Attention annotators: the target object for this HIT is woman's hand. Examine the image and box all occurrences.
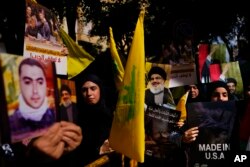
[60,121,83,152]
[176,121,185,128]
[31,121,82,159]
[182,126,199,143]
[32,122,65,159]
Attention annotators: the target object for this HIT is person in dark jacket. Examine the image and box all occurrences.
[76,74,120,166]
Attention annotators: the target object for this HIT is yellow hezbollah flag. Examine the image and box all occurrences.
[109,10,145,163]
[176,90,189,122]
[59,28,95,79]
[109,27,125,91]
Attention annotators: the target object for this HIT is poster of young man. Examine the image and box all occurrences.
[0,53,58,143]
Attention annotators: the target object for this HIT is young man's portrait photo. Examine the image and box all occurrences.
[1,55,57,143]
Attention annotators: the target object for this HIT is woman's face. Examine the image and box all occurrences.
[211,87,229,102]
[189,85,199,99]
[81,81,101,105]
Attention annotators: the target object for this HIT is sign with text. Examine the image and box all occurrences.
[145,62,197,88]
[187,101,237,166]
[24,0,67,75]
[144,104,181,157]
[146,105,180,126]
[168,63,197,88]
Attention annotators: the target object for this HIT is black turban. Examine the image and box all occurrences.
[148,66,167,80]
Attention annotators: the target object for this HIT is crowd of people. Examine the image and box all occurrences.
[0,50,130,167]
[1,54,250,167]
[0,3,249,167]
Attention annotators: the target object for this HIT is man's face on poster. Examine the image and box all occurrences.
[149,74,165,93]
[61,90,72,107]
[20,64,47,109]
[227,82,236,94]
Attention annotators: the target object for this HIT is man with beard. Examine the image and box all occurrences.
[145,66,175,108]
[59,84,79,123]
[141,66,195,167]
[226,77,241,101]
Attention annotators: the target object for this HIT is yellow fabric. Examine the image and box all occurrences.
[130,159,138,167]
[58,28,95,79]
[109,27,125,91]
[176,90,189,122]
[109,10,145,163]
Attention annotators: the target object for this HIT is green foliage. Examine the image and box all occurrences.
[37,0,249,62]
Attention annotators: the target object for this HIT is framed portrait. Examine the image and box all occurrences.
[0,53,58,143]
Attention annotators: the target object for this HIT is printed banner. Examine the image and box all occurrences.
[24,0,67,75]
[0,53,58,143]
[146,62,197,88]
[187,101,237,166]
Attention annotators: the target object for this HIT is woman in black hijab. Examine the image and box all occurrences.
[76,74,114,166]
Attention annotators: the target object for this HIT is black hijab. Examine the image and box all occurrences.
[207,81,232,101]
[78,74,112,124]
[76,74,113,165]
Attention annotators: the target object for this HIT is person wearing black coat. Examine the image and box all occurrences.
[75,74,121,166]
